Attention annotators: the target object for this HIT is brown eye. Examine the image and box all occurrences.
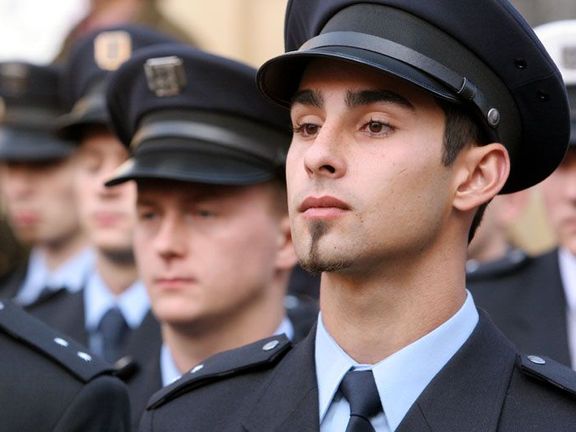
[368,121,385,133]
[293,123,320,137]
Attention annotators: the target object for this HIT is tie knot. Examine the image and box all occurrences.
[339,369,383,419]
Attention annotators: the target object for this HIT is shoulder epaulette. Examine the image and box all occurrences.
[148,334,293,409]
[0,299,113,382]
[518,354,576,396]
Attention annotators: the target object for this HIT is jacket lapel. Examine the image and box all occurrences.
[397,312,517,432]
[241,327,320,432]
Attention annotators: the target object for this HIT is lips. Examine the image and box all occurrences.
[298,196,350,220]
[298,196,350,212]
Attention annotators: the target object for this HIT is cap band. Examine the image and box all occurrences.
[130,111,288,165]
[301,31,495,130]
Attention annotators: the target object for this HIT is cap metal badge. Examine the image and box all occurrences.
[144,56,186,97]
[94,31,133,71]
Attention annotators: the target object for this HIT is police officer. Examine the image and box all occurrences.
[103,43,317,428]
[140,2,576,431]
[470,20,576,369]
[27,26,174,369]
[0,299,130,431]
[0,62,93,304]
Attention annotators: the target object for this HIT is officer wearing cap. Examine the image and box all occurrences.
[0,62,94,305]
[140,2,576,431]
[104,43,317,428]
[0,299,130,431]
[27,26,174,373]
[470,20,576,370]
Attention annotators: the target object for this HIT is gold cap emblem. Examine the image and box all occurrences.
[144,56,186,97]
[94,31,133,71]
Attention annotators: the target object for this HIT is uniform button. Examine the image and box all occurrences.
[190,364,204,373]
[77,352,92,362]
[262,340,279,351]
[527,355,546,365]
[54,337,69,347]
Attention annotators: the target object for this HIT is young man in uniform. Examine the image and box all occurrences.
[27,26,174,368]
[140,1,576,431]
[0,299,129,431]
[470,20,576,369]
[0,62,93,304]
[104,43,316,426]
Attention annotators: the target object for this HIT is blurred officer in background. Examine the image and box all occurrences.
[466,191,530,280]
[104,43,317,427]
[27,26,175,372]
[470,20,576,369]
[141,1,576,431]
[0,62,93,304]
[0,299,130,431]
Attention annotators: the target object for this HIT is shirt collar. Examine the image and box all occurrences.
[274,315,294,340]
[558,247,576,311]
[84,271,150,331]
[160,343,182,387]
[16,247,95,305]
[315,291,479,430]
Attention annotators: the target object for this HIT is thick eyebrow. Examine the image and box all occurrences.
[291,89,324,108]
[345,90,415,111]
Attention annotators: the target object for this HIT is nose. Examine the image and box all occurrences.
[153,213,187,261]
[302,123,346,179]
[1,166,35,200]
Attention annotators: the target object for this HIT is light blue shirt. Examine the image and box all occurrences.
[160,315,295,386]
[84,271,150,356]
[16,247,95,305]
[316,291,479,432]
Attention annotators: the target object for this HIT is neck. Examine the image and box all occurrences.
[162,278,288,374]
[320,238,467,365]
[40,230,87,271]
[95,249,138,296]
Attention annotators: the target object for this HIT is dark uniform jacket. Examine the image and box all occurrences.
[0,299,130,431]
[468,248,571,367]
[128,300,318,430]
[139,312,576,432]
[0,260,27,299]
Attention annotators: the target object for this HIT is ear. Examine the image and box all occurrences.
[453,143,510,212]
[275,214,298,270]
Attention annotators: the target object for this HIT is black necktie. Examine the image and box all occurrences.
[339,369,383,432]
[98,307,129,363]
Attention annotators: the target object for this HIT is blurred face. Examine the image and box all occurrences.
[0,158,81,246]
[541,149,576,255]
[287,60,453,275]
[74,128,136,254]
[135,179,292,328]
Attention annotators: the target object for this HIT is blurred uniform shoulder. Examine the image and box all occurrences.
[0,299,115,382]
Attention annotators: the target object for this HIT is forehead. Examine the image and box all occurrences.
[295,58,439,108]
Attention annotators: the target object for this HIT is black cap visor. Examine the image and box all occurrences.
[105,139,280,187]
[0,127,73,161]
[259,43,461,109]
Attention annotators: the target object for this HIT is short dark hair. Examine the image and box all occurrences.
[436,100,491,243]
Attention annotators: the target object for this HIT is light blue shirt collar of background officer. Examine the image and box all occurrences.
[16,247,95,305]
[160,315,296,386]
[316,291,479,432]
[84,270,150,354]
